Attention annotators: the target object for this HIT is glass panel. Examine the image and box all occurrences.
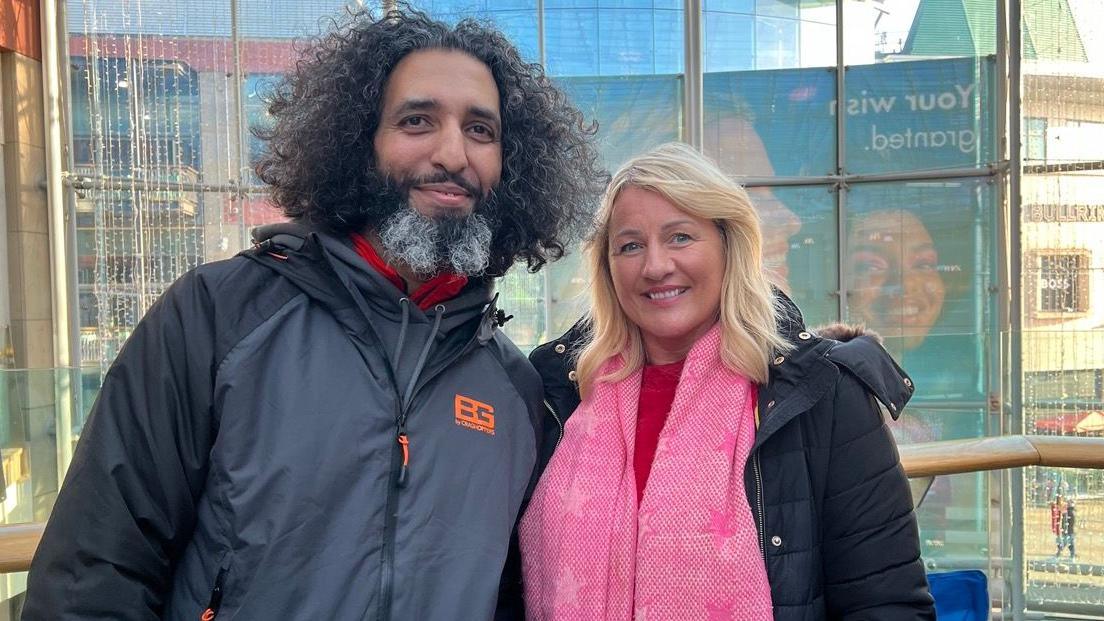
[845,180,994,405]
[843,0,995,64]
[498,271,549,353]
[895,404,991,570]
[1020,1,1104,613]
[914,467,991,569]
[1024,466,1104,611]
[704,67,836,177]
[704,10,755,72]
[545,5,683,76]
[843,56,997,175]
[751,186,838,327]
[558,74,682,171]
[840,0,998,175]
[422,1,540,63]
[705,0,833,72]
[545,253,590,341]
[545,73,683,341]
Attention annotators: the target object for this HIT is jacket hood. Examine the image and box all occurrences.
[811,323,882,344]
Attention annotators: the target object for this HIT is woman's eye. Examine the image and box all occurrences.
[911,251,939,272]
[400,116,427,128]
[854,261,887,276]
[671,232,692,244]
[616,241,643,254]
[850,251,888,276]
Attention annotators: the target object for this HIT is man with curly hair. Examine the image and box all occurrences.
[25,8,604,620]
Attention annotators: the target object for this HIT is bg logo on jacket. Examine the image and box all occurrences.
[455,394,495,436]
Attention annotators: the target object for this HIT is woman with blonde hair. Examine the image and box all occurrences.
[520,143,933,620]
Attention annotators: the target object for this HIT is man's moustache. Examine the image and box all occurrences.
[396,172,482,199]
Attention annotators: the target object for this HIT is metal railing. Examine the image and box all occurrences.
[1,434,1102,581]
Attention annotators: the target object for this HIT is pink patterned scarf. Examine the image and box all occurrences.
[519,325,774,620]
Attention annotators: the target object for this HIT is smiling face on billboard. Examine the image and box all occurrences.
[847,209,946,350]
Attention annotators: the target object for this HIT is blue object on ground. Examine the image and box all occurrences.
[928,570,989,620]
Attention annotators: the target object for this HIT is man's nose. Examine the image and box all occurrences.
[430,123,469,174]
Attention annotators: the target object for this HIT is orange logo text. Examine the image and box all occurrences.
[455,394,495,436]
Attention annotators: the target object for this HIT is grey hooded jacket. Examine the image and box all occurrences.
[24,223,543,621]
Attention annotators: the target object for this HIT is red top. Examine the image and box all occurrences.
[635,359,684,502]
[349,233,468,310]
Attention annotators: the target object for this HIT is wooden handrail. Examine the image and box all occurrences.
[0,523,44,574]
[897,434,1104,478]
[0,435,1101,575]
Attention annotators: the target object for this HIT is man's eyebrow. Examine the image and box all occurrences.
[390,98,439,116]
[469,105,501,126]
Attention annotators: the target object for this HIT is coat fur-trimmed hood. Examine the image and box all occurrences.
[812,323,882,344]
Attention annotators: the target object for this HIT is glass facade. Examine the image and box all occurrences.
[0,0,1101,616]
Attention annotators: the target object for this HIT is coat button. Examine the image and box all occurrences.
[798,331,811,340]
[773,356,785,365]
[568,370,577,382]
[889,402,897,411]
[903,377,913,389]
[767,400,775,409]
[554,343,566,354]
[771,535,782,547]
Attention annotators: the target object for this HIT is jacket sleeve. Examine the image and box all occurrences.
[821,372,935,620]
[23,270,219,620]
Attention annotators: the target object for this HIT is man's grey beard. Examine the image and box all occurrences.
[378,205,493,278]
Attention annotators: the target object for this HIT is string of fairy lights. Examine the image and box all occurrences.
[74,0,250,372]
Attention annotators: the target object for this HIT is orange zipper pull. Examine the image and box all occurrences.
[397,432,410,487]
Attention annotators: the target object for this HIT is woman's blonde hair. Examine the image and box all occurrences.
[575,142,791,396]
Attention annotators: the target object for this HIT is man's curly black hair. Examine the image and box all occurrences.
[253,6,607,275]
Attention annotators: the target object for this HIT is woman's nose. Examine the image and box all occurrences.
[641,246,674,280]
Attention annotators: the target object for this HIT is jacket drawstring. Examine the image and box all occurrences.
[394,297,411,365]
[402,304,444,410]
[396,303,445,487]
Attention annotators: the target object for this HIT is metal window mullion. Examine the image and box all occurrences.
[1006,0,1026,616]
[231,0,248,248]
[834,0,847,322]
[61,175,268,195]
[683,0,702,149]
[41,0,77,478]
[538,0,550,345]
[836,181,847,322]
[992,0,1016,618]
[537,0,545,66]
[736,164,1005,188]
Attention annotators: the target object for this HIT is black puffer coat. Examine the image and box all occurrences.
[527,299,935,620]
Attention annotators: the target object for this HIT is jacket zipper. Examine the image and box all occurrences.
[312,243,496,621]
[377,313,493,621]
[543,399,564,447]
[377,426,402,621]
[753,450,766,558]
[200,564,228,620]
